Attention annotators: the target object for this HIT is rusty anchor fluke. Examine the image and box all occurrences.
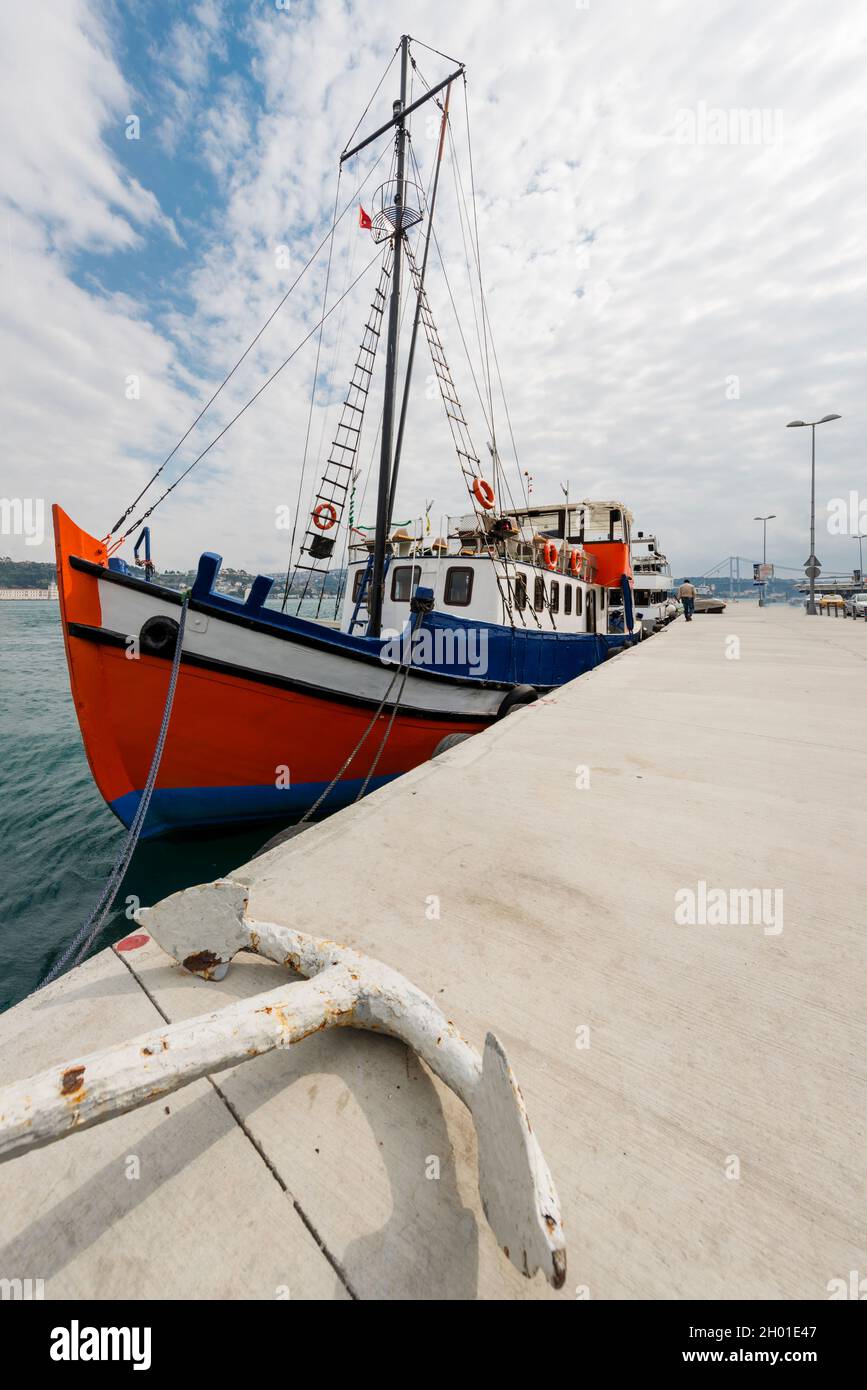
[0,878,566,1289]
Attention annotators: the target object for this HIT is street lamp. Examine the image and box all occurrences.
[786,414,842,615]
[858,531,866,588]
[753,514,776,606]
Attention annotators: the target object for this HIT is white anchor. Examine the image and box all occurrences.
[0,879,566,1289]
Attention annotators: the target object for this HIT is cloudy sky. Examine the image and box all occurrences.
[1,0,865,579]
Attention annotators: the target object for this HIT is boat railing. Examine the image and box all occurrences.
[348,533,601,581]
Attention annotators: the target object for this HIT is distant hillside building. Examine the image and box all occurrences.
[0,583,59,600]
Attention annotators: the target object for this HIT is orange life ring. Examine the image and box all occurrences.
[473,478,496,511]
[543,540,559,570]
[312,503,337,531]
[569,549,580,578]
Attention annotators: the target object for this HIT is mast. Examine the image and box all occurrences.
[367,35,409,638]
[339,39,464,635]
[388,82,452,530]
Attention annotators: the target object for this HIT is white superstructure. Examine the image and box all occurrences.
[630,532,676,634]
[342,500,641,639]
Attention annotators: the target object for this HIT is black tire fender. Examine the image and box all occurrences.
[139,614,180,657]
[431,732,474,759]
[496,684,539,720]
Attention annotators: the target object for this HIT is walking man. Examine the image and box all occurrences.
[678,578,697,622]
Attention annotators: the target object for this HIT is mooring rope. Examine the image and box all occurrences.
[39,596,190,988]
[294,610,425,824]
[353,656,416,802]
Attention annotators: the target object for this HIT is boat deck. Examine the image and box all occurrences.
[1,605,864,1299]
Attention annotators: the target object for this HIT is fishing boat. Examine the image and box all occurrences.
[53,35,641,838]
[630,531,676,634]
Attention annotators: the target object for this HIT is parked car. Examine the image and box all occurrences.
[816,594,846,615]
[843,592,867,618]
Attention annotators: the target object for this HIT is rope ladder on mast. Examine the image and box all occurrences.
[292,246,394,584]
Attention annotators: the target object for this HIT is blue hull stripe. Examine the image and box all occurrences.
[111,775,395,839]
[91,551,637,688]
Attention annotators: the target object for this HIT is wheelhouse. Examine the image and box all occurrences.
[341,499,636,639]
[629,530,677,633]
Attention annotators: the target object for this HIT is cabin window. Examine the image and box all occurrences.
[575,587,583,617]
[352,569,366,602]
[391,565,421,602]
[599,588,606,610]
[534,576,545,612]
[564,585,572,616]
[514,571,527,611]
[444,566,474,607]
[515,509,561,536]
[567,509,585,544]
[550,581,559,614]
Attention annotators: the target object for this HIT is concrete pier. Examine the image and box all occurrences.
[1,605,864,1300]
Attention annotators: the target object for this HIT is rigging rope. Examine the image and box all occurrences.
[109,250,384,552]
[281,58,438,622]
[282,166,344,611]
[410,62,527,510]
[408,143,492,439]
[292,181,430,621]
[342,42,401,153]
[39,596,190,987]
[404,139,541,628]
[288,137,400,617]
[312,167,362,622]
[290,610,423,823]
[447,119,490,441]
[453,81,534,532]
[408,65,538,559]
[352,621,422,802]
[106,143,391,550]
[462,76,497,465]
[406,36,464,68]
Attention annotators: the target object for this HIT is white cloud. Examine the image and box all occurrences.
[153,0,229,154]
[0,0,177,252]
[200,73,253,178]
[2,0,867,583]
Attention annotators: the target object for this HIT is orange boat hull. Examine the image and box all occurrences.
[52,506,488,835]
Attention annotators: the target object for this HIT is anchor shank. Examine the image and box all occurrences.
[0,968,355,1164]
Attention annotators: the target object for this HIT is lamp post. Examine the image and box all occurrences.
[858,531,866,587]
[754,514,776,606]
[786,415,842,615]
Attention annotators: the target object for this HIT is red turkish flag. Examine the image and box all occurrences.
[359,205,372,230]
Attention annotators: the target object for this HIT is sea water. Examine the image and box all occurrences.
[0,599,330,1011]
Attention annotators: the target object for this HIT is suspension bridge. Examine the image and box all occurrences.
[698,556,863,599]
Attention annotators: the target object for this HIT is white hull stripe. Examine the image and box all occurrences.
[86,577,506,720]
